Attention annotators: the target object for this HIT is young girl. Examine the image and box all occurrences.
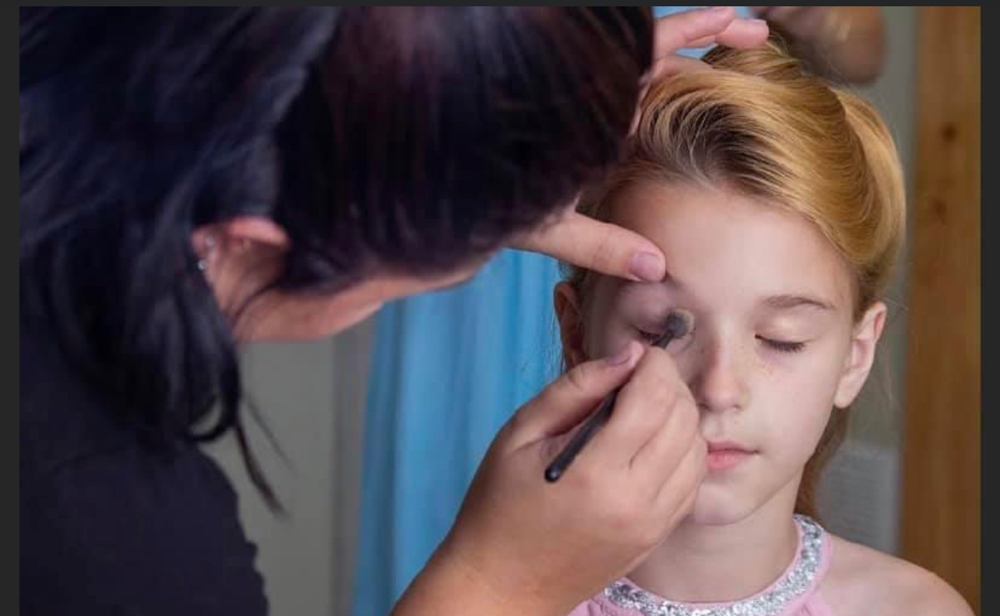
[554,40,973,616]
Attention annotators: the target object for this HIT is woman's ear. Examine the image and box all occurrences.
[190,216,291,267]
[554,281,588,369]
[833,301,888,408]
[211,216,291,251]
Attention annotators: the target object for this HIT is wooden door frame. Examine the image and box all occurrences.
[900,6,980,614]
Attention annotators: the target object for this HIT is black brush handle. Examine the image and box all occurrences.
[543,388,619,482]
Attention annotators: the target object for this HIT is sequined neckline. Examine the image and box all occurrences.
[604,514,825,616]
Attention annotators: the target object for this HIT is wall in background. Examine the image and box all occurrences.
[205,319,374,616]
[815,6,917,556]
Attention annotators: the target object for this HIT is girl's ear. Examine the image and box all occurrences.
[554,281,587,369]
[833,301,887,408]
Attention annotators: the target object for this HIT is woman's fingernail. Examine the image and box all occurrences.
[605,342,636,366]
[711,6,734,15]
[628,251,666,282]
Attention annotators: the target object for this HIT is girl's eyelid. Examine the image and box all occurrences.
[635,328,806,354]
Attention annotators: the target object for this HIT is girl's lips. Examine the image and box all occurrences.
[705,441,757,471]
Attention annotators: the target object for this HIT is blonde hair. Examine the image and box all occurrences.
[567,38,906,517]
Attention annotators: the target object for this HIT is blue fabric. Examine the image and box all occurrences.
[351,250,563,616]
[351,7,752,616]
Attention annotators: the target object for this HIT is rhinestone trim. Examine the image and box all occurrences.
[604,515,825,616]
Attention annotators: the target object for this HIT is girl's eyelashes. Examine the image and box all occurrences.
[638,331,806,353]
[635,323,694,347]
[637,329,662,344]
[758,336,806,353]
[631,311,808,354]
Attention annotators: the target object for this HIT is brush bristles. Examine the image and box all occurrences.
[659,310,693,347]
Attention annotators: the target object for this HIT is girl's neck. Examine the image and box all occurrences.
[627,487,801,604]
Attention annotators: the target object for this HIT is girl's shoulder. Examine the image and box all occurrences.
[821,533,973,616]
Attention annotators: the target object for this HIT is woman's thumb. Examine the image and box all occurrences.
[504,341,644,449]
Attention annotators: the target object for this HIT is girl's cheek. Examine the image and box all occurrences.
[584,318,629,360]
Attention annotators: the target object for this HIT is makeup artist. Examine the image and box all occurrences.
[20,8,767,616]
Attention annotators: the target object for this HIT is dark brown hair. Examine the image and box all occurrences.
[20,7,654,509]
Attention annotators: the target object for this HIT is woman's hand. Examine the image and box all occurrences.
[511,7,769,283]
[749,6,885,84]
[393,342,706,616]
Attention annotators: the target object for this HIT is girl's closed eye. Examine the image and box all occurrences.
[636,327,663,344]
[635,318,695,350]
[757,336,807,353]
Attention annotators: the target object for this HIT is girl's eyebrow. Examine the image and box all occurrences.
[761,294,835,312]
[619,274,685,296]
[615,284,836,315]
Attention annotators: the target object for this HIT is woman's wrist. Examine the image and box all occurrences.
[391,539,563,616]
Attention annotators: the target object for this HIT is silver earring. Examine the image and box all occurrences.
[197,236,216,274]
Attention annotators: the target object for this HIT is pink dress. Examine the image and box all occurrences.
[568,515,835,616]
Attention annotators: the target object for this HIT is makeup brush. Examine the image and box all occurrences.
[544,309,694,483]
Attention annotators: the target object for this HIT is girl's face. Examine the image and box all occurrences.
[556,181,886,525]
